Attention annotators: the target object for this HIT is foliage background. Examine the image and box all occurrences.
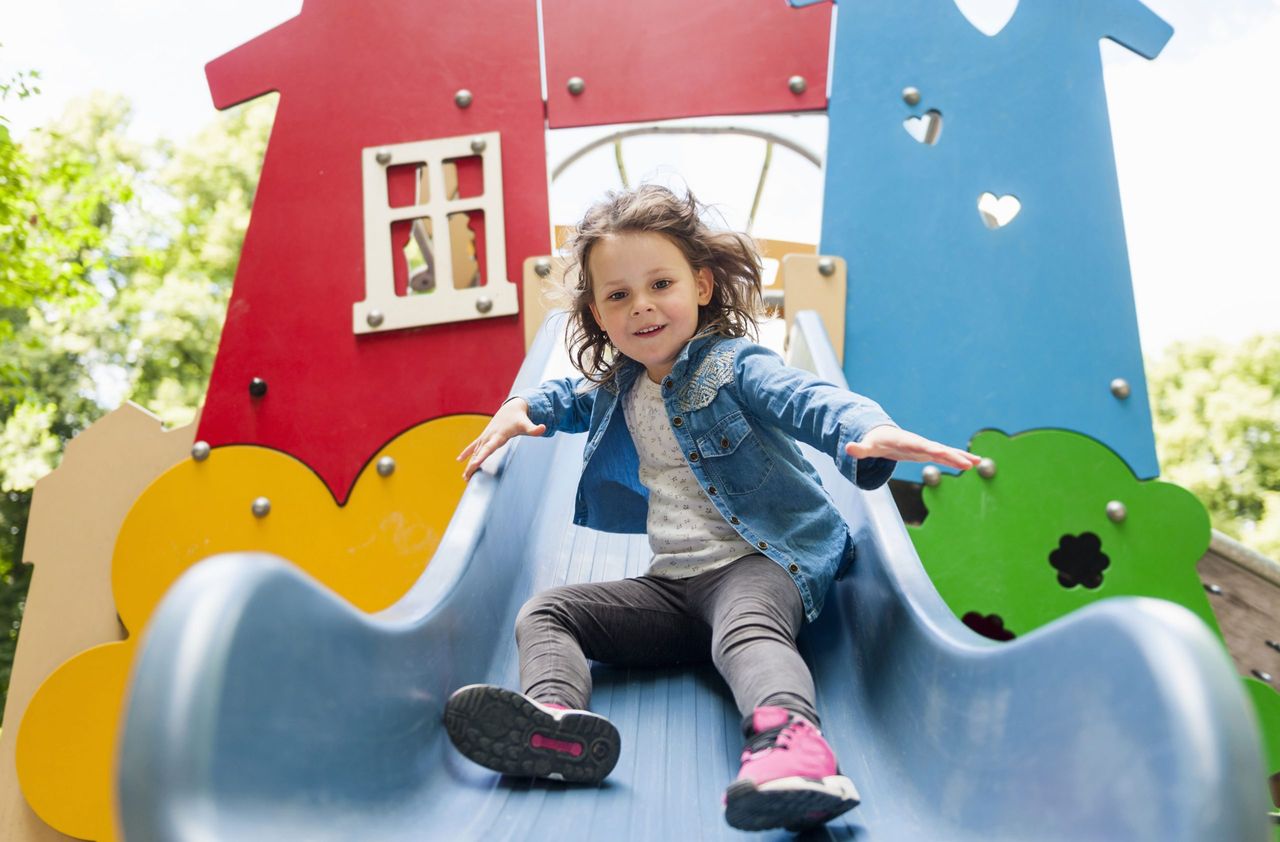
[0,75,1276,721]
[0,71,274,718]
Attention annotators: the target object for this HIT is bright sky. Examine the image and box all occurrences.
[2,0,1277,356]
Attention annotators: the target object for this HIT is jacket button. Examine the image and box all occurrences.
[672,416,683,427]
[730,516,740,524]
[689,451,699,462]
[757,541,768,550]
[789,563,799,574]
[707,486,717,495]
[720,437,730,449]
[663,378,672,390]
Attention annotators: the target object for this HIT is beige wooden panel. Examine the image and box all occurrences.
[755,237,816,269]
[522,256,568,351]
[780,254,846,364]
[0,404,194,842]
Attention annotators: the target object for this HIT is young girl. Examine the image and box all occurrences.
[444,185,979,832]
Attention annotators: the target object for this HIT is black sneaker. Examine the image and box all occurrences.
[443,684,621,784]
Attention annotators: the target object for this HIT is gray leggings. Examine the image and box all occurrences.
[514,554,819,724]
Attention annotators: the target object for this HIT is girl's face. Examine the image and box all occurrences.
[588,231,713,383]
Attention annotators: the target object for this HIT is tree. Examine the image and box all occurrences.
[1148,334,1280,558]
[0,85,274,718]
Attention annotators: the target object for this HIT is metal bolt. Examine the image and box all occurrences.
[376,456,396,477]
[534,258,552,277]
[902,86,922,106]
[374,149,392,165]
[1253,669,1274,683]
[567,76,586,96]
[470,137,487,154]
[191,441,211,462]
[1267,640,1280,653]
[366,310,385,328]
[817,257,836,277]
[1204,583,1223,595]
[922,465,942,487]
[249,377,268,398]
[788,75,808,95]
[454,89,473,108]
[252,497,271,518]
[1110,378,1131,400]
[476,296,494,314]
[1106,500,1127,523]
[977,458,997,479]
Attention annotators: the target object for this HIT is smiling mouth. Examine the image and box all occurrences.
[633,325,665,336]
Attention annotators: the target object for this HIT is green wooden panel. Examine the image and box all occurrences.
[910,428,1280,787]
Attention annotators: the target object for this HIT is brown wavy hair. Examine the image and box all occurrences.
[558,185,766,385]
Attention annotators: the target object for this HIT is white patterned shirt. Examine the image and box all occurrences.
[622,373,757,579]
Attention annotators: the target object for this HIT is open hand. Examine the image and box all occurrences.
[457,398,547,480]
[844,424,980,471]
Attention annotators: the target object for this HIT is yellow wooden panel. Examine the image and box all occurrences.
[15,414,488,841]
[0,404,192,842]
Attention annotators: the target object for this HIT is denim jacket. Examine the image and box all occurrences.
[516,334,897,621]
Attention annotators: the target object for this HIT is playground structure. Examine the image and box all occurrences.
[0,1,1278,839]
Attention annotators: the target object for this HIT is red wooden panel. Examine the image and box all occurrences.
[199,0,547,503]
[543,0,832,128]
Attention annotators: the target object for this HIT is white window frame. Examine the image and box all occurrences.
[353,131,517,334]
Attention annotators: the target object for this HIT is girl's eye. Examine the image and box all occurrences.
[607,290,627,301]
[653,279,672,289]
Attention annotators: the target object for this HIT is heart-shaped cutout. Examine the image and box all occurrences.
[903,110,943,145]
[978,192,1021,228]
[953,0,1019,36]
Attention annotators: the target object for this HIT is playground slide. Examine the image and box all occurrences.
[117,313,1269,841]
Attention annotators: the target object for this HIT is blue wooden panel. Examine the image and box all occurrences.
[814,0,1171,481]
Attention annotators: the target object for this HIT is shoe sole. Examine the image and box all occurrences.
[443,685,620,784]
[724,775,860,831]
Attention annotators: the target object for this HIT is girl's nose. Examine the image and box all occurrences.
[631,296,654,314]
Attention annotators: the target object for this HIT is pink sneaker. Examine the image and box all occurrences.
[723,706,860,831]
[443,684,620,784]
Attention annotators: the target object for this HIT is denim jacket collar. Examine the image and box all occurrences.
[604,333,723,397]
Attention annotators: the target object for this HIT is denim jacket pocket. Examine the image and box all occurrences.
[696,411,774,496]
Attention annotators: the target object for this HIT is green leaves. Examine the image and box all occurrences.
[1149,334,1280,558]
[0,84,274,719]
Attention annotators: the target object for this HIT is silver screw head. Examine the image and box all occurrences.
[376,456,396,477]
[567,76,585,95]
[1252,669,1273,683]
[788,75,808,95]
[252,496,271,518]
[902,86,922,106]
[454,89,473,108]
[470,137,487,154]
[817,257,836,277]
[191,441,211,462]
[374,149,392,165]
[1110,378,1131,399]
[475,296,494,314]
[366,309,385,328]
[977,458,997,479]
[922,465,942,487]
[1106,500,1127,523]
[1204,583,1223,595]
[534,258,552,277]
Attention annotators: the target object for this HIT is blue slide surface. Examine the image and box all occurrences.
[118,314,1270,841]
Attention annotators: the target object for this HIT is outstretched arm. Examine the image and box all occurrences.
[846,424,980,471]
[735,344,978,487]
[458,398,546,480]
[457,378,598,479]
